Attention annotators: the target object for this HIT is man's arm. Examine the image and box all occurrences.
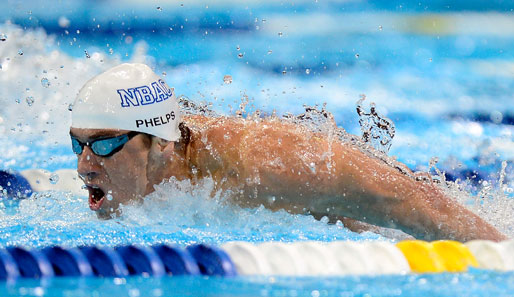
[188,116,506,242]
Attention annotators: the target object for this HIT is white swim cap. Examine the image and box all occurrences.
[71,63,181,141]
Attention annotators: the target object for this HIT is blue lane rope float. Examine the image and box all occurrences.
[152,245,200,275]
[41,247,93,277]
[115,246,166,277]
[6,247,54,278]
[186,244,237,277]
[79,246,129,277]
[0,170,32,200]
[0,249,19,280]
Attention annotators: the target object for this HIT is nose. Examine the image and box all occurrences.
[77,146,102,182]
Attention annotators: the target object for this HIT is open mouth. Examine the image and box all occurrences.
[87,185,105,211]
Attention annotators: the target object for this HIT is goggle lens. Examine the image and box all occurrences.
[90,134,129,157]
[70,133,136,158]
[71,137,83,155]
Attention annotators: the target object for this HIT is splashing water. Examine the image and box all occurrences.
[40,77,50,88]
[0,177,383,248]
[356,94,396,154]
[49,172,59,184]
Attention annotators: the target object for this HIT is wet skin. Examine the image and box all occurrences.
[70,127,190,218]
[71,116,507,241]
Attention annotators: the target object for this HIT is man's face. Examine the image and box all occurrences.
[69,128,152,218]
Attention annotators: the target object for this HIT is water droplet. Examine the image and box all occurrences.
[223,75,233,84]
[490,110,503,124]
[26,96,34,106]
[355,53,360,59]
[0,34,7,41]
[15,98,20,104]
[58,16,70,28]
[41,78,50,88]
[84,50,90,59]
[305,69,310,74]
[236,45,240,51]
[68,103,73,111]
[237,53,244,58]
[267,50,272,55]
[106,190,113,201]
[162,71,166,76]
[156,6,162,11]
[378,25,383,30]
[49,173,59,184]
[278,32,283,37]
[282,70,287,75]
[309,162,316,173]
[18,49,23,55]
[109,48,114,55]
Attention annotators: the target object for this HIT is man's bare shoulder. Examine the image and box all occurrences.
[183,115,308,137]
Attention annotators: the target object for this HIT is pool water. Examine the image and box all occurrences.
[0,1,513,296]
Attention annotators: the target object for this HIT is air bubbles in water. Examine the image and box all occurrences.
[223,75,233,84]
[0,34,6,41]
[109,48,114,55]
[237,53,244,58]
[378,25,383,31]
[156,6,162,11]
[84,50,90,59]
[236,45,240,51]
[355,53,360,59]
[49,173,59,184]
[26,96,35,106]
[18,49,23,56]
[278,32,283,37]
[267,50,272,55]
[68,103,73,111]
[305,69,310,74]
[41,78,50,88]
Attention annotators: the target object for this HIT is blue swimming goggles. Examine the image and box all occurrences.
[70,131,139,157]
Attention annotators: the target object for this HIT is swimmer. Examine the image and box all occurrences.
[69,63,506,242]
